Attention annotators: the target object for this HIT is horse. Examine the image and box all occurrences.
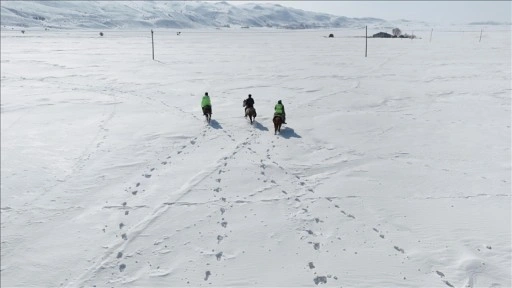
[202,106,212,124]
[273,114,283,135]
[245,107,256,124]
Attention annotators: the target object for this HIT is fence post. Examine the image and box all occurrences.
[365,26,367,57]
[479,29,483,42]
[151,29,155,60]
[430,28,433,42]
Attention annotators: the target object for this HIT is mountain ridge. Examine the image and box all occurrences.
[1,1,393,29]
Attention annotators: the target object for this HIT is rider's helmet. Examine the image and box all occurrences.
[278,100,282,104]
[248,94,252,98]
[205,92,208,96]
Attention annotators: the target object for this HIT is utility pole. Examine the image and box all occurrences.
[151,29,154,60]
[365,26,368,57]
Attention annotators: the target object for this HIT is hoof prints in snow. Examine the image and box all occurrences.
[394,246,405,253]
[116,252,123,259]
[313,276,327,285]
[204,271,211,281]
[308,262,315,269]
[373,227,385,239]
[119,264,126,272]
[215,251,223,261]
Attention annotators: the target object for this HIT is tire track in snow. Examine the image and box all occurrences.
[63,85,217,286]
[69,160,226,287]
[70,125,259,287]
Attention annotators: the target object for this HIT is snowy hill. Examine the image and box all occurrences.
[0,1,390,29]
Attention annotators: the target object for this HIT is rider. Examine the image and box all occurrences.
[274,100,286,124]
[201,92,212,115]
[243,94,255,117]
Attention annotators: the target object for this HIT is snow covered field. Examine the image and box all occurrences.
[1,28,511,287]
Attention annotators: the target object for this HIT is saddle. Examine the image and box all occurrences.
[245,107,256,117]
[202,105,212,115]
[273,113,286,123]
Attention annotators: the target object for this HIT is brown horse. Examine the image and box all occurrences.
[245,107,256,124]
[202,106,212,124]
[273,115,283,135]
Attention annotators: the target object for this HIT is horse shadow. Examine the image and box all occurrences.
[209,119,223,129]
[279,127,301,139]
[253,121,269,131]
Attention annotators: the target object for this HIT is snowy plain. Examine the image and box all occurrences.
[1,27,511,287]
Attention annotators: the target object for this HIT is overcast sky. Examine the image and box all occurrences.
[229,1,511,24]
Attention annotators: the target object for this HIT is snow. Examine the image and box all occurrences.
[1,27,511,287]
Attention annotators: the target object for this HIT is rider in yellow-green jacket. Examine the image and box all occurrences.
[274,100,286,124]
[201,92,212,115]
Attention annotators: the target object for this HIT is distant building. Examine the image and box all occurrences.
[372,32,392,38]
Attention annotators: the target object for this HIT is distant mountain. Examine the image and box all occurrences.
[468,21,512,26]
[0,1,389,29]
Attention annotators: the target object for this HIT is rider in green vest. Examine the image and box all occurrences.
[201,92,212,115]
[274,100,286,124]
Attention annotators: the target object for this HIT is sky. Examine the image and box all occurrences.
[230,1,512,24]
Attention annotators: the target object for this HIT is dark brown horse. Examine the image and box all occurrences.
[202,106,212,124]
[245,107,256,124]
[273,115,283,135]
